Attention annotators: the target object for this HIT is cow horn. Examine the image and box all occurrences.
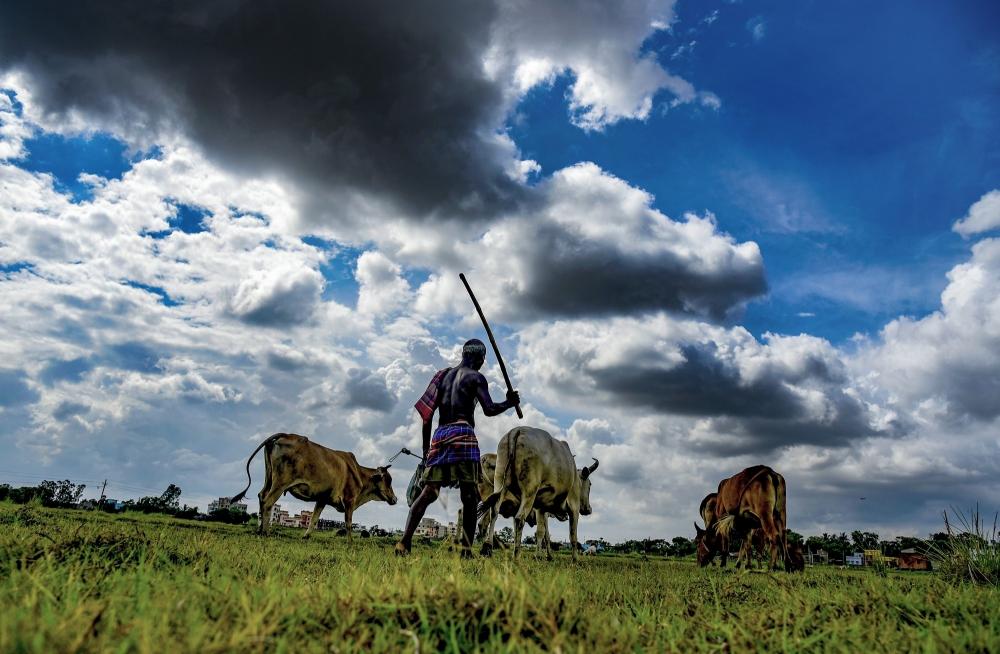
[588,458,599,474]
[581,457,599,479]
[384,464,391,470]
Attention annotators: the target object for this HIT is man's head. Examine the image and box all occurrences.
[462,338,487,370]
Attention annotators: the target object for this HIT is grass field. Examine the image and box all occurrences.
[1,502,998,653]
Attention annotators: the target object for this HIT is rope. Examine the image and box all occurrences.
[388,447,424,464]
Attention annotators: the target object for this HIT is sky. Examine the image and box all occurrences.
[0,0,998,543]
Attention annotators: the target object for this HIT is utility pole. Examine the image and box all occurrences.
[96,479,107,511]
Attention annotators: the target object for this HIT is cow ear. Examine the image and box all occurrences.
[383,464,392,470]
[695,522,705,537]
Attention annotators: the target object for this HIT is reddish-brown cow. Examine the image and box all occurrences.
[695,465,795,571]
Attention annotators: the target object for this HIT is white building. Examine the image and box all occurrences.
[208,496,248,513]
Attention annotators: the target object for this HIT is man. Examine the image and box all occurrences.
[395,338,520,557]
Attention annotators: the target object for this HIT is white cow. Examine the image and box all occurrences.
[479,426,599,560]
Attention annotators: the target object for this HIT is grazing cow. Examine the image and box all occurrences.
[231,433,397,539]
[478,426,599,561]
[694,465,794,571]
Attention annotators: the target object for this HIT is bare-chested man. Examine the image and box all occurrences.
[395,339,520,557]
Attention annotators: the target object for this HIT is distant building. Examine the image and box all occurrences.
[269,503,297,527]
[805,548,828,565]
[297,511,313,529]
[415,517,440,538]
[208,497,248,513]
[897,549,932,571]
[846,553,864,566]
[414,517,454,539]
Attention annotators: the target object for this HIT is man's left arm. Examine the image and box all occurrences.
[476,373,520,417]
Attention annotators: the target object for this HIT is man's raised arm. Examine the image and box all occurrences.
[476,373,520,417]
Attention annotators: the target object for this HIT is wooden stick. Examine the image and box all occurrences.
[459,273,523,419]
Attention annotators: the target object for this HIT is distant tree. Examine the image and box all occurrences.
[175,504,200,520]
[669,536,695,558]
[128,483,184,515]
[523,534,536,545]
[159,484,182,512]
[851,530,880,551]
[497,526,514,544]
[0,483,10,502]
[786,530,804,545]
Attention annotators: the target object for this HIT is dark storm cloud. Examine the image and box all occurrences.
[589,344,881,454]
[0,0,526,225]
[341,368,396,413]
[514,225,768,321]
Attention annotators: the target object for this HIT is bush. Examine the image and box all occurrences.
[928,505,999,586]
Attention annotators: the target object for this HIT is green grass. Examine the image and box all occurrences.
[1,503,998,653]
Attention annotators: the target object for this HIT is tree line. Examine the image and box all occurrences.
[0,480,249,525]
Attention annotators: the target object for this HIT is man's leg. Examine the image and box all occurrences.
[459,481,479,557]
[395,482,440,555]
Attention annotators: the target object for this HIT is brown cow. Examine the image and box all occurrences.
[231,433,397,539]
[694,465,792,571]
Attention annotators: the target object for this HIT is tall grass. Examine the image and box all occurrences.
[1,502,998,652]
[929,505,1000,587]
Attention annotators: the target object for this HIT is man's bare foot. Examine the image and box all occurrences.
[394,542,411,556]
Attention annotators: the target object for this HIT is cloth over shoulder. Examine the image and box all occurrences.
[413,367,450,422]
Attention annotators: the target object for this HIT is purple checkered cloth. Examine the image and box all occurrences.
[414,368,450,423]
[425,424,481,467]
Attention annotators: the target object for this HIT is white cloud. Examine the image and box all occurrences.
[953,189,1000,237]
[747,16,767,42]
[486,0,708,130]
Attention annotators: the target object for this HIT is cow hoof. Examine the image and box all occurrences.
[480,543,493,557]
[394,542,411,557]
[459,548,475,560]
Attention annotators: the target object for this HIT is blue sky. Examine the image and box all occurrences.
[1,0,999,541]
[510,0,999,342]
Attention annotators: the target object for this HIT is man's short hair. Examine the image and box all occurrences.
[462,339,487,357]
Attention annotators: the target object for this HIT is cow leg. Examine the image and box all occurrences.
[258,484,284,535]
[536,511,552,561]
[757,512,781,570]
[345,506,354,545]
[303,502,324,539]
[568,510,580,562]
[481,501,500,557]
[512,488,539,559]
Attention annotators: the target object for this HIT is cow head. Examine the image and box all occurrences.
[370,465,397,505]
[786,540,805,572]
[694,522,718,567]
[578,458,599,515]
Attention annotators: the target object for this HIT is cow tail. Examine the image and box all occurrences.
[230,433,283,503]
[773,470,789,565]
[478,429,520,519]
